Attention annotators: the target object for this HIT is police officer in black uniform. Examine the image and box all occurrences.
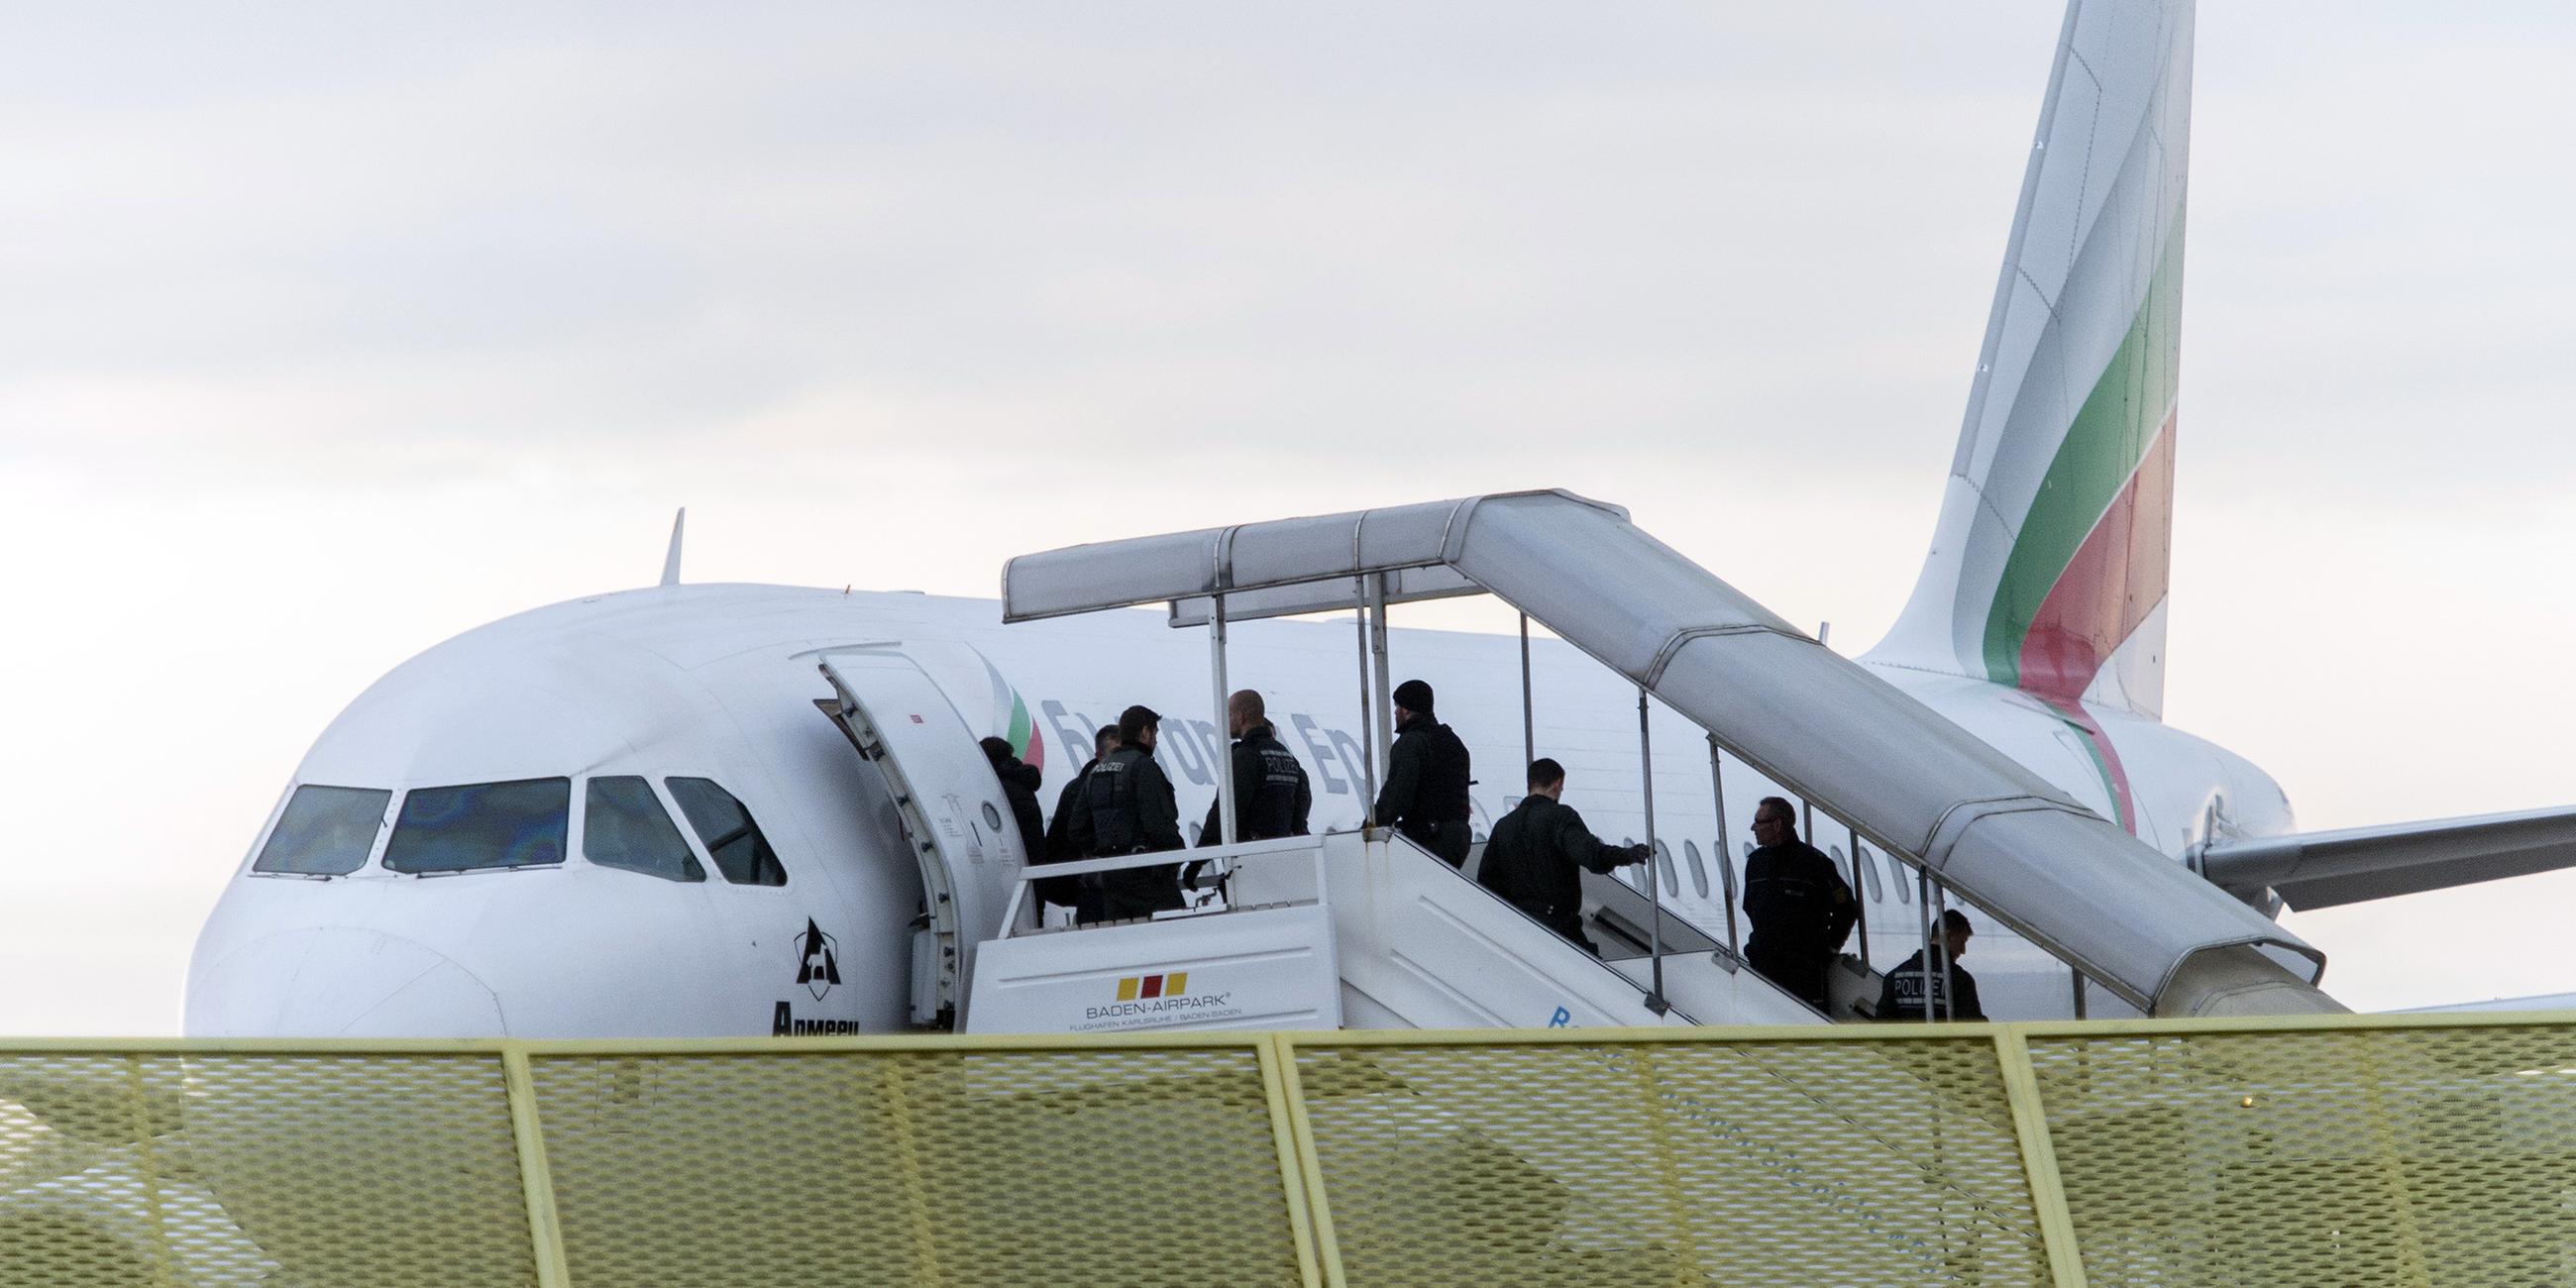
[1374,679,1472,866]
[1199,690,1312,844]
[1045,727,1118,859]
[1742,795,1857,1012]
[1877,909,1986,1021]
[1039,725,1119,918]
[1060,705,1186,923]
[1476,759,1649,954]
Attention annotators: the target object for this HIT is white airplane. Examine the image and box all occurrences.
[185,0,2576,1039]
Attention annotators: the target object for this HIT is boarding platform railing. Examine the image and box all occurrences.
[966,826,1824,1035]
[12,1011,2576,1287]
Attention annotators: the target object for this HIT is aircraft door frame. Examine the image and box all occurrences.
[814,650,1028,1029]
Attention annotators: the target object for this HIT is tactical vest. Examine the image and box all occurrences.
[1082,747,1147,855]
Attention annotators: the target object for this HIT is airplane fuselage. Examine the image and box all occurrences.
[185,582,2296,1036]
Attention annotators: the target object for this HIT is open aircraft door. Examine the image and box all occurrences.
[815,650,1028,1029]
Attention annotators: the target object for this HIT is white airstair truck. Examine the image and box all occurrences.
[933,490,2338,1034]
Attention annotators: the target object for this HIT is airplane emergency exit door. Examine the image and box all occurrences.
[815,650,1029,1028]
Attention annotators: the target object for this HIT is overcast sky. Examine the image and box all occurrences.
[6,3,2576,1033]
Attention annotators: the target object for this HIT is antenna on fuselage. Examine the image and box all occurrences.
[659,507,687,588]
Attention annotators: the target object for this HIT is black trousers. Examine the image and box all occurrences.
[1406,819,1473,868]
[1746,939,1832,1013]
[1076,863,1186,925]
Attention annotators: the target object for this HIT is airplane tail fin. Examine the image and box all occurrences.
[1865,0,2193,721]
[660,507,687,588]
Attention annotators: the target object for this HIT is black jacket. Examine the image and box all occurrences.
[1876,949,1985,1021]
[982,746,1046,864]
[1199,720,1313,845]
[1374,715,1471,861]
[1063,743,1185,911]
[1742,839,1857,953]
[1044,759,1100,865]
[1475,795,1646,945]
[1034,755,1104,912]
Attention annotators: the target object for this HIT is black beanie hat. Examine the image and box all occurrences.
[1392,679,1434,713]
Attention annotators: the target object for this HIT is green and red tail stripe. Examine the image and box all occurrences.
[1972,237,2183,833]
[1981,232,2183,701]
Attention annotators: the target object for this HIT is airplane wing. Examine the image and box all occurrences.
[2200,805,2576,910]
[2392,991,2576,1015]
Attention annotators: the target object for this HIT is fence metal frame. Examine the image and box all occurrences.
[11,1011,2576,1287]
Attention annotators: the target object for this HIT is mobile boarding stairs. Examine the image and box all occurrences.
[964,490,2340,1035]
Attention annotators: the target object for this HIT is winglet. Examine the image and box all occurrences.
[659,507,687,588]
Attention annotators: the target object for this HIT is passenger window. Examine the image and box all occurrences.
[384,778,571,874]
[1844,843,1882,902]
[585,777,704,883]
[254,785,391,876]
[666,778,787,886]
[1682,840,1710,900]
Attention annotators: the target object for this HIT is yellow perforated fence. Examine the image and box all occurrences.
[5,1016,2576,1286]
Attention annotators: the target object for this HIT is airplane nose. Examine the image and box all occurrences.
[187,928,504,1037]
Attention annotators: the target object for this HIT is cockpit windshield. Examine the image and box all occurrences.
[666,777,787,886]
[585,777,705,882]
[253,785,391,876]
[384,778,571,874]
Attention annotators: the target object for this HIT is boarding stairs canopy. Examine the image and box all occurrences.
[1001,489,2336,1017]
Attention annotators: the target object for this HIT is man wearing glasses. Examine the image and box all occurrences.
[1742,796,1857,1013]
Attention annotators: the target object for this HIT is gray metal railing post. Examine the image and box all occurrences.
[1706,735,1740,956]
[1351,578,1377,822]
[1847,822,1870,969]
[1639,687,1666,1014]
[1519,612,1535,774]
[1209,593,1235,848]
[1366,574,1393,795]
[1916,867,1938,1021]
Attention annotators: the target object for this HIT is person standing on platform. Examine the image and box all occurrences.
[1045,726,1119,859]
[1476,758,1650,954]
[1038,725,1119,918]
[1061,705,1185,922]
[1374,679,1473,866]
[980,735,1052,923]
[1742,796,1856,1012]
[1199,690,1312,844]
[979,736,1046,862]
[1877,909,1986,1021]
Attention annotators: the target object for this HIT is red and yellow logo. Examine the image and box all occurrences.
[1115,973,1187,1001]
